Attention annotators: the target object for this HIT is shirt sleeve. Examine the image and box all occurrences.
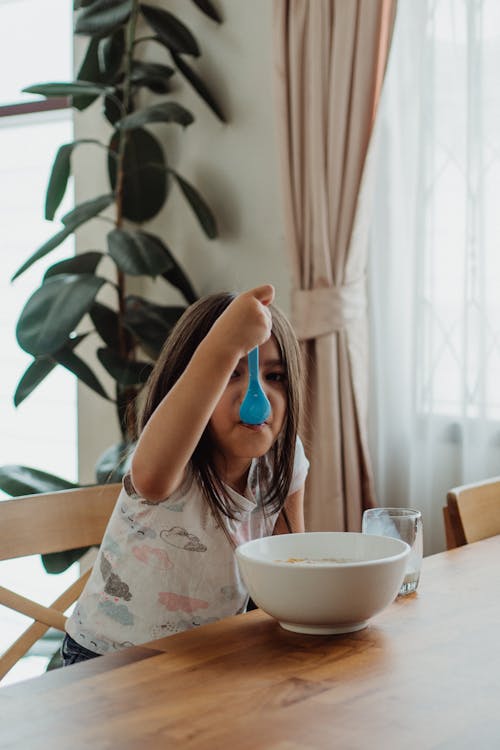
[288,435,310,495]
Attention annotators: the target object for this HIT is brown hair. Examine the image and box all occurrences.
[136,292,302,532]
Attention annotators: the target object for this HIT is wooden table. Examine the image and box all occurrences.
[2,537,500,749]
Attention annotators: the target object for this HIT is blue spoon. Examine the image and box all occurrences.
[239,347,271,425]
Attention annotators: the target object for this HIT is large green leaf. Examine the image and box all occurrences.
[74,40,108,109]
[77,37,101,82]
[13,334,88,406]
[23,81,111,98]
[45,140,103,220]
[16,274,107,356]
[95,440,133,483]
[124,295,186,356]
[107,231,197,302]
[171,170,217,238]
[74,33,124,109]
[90,302,121,351]
[61,193,114,227]
[97,347,153,386]
[55,348,110,399]
[13,357,57,407]
[11,225,74,281]
[162,262,198,304]
[44,251,103,281]
[98,28,125,78]
[43,548,90,575]
[190,0,222,23]
[130,61,174,94]
[45,144,73,220]
[75,0,133,37]
[107,228,174,277]
[117,102,193,131]
[171,51,225,122]
[74,0,98,8]
[108,128,167,222]
[12,194,114,280]
[140,4,200,56]
[0,466,76,496]
[103,88,124,125]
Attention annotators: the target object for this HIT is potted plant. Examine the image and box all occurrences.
[1,0,225,501]
[0,0,226,581]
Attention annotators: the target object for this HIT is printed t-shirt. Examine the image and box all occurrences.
[65,437,309,654]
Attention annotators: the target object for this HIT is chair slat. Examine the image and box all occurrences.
[0,586,67,630]
[0,568,92,681]
[0,484,120,560]
[0,484,119,682]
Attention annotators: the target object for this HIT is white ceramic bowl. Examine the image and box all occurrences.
[236,531,410,635]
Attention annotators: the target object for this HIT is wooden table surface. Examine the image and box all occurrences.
[2,537,500,749]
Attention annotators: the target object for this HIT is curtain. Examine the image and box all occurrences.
[274,0,397,532]
[369,0,500,555]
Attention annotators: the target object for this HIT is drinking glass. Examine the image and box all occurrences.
[362,507,423,595]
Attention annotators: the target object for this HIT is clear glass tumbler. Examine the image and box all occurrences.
[362,507,423,595]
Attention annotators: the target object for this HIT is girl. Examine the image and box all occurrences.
[62,284,309,664]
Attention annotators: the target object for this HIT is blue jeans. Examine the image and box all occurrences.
[61,634,100,666]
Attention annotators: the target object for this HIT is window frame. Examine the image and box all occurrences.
[0,98,69,118]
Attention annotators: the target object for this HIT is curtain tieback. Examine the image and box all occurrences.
[291,278,367,340]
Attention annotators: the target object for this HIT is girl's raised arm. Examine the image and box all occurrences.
[130,285,274,502]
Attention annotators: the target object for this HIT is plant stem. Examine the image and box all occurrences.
[115,0,140,232]
[114,0,141,440]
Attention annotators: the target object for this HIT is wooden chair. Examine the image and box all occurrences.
[443,476,500,550]
[0,483,121,682]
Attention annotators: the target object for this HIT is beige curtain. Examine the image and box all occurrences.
[274,0,397,531]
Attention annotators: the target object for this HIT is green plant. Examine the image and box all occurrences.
[0,0,225,499]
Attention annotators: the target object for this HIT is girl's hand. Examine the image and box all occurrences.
[208,284,275,359]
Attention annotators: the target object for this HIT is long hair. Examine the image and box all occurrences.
[136,292,302,534]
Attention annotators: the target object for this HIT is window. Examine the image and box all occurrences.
[368,0,500,556]
[0,0,76,685]
[0,0,72,109]
[417,0,500,421]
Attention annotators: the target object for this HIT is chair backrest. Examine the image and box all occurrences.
[444,476,500,549]
[0,483,121,682]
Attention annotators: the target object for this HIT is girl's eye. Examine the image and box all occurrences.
[265,371,287,383]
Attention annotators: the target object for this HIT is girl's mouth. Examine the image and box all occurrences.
[240,421,267,431]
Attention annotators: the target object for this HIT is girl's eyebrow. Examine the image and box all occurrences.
[261,358,284,367]
[235,356,283,368]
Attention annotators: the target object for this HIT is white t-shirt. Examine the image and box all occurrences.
[66,437,309,654]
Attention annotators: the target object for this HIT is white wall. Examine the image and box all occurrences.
[74,1,291,482]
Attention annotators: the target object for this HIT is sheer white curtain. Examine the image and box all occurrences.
[369,0,500,555]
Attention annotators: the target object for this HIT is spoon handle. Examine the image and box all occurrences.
[247,347,259,382]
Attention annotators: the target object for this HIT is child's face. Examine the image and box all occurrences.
[208,335,287,465]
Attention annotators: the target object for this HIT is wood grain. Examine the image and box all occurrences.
[1,537,500,749]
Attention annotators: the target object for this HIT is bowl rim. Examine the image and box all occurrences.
[235,531,410,568]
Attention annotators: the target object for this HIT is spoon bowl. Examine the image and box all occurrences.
[239,347,271,425]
